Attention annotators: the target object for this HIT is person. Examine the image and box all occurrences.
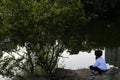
[89,50,107,75]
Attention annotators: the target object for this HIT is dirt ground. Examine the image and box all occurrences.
[52,68,91,80]
[23,67,120,80]
[52,67,120,80]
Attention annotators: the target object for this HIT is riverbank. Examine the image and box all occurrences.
[12,67,120,80]
[52,67,120,80]
[52,68,91,80]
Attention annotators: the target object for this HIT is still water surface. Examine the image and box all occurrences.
[0,50,112,79]
[58,50,112,70]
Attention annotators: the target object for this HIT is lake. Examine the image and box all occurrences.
[0,75,10,80]
[0,49,113,80]
[58,50,113,70]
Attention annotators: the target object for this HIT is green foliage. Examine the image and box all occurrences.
[36,40,65,76]
[1,0,120,53]
[1,0,120,78]
[0,0,85,75]
[0,0,87,52]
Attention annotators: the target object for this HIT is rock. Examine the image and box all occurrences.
[41,67,120,80]
[87,67,120,80]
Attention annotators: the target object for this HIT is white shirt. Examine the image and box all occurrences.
[92,57,107,71]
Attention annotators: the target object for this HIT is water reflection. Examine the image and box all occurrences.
[0,49,113,80]
[0,75,10,80]
[59,50,112,70]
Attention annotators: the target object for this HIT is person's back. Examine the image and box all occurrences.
[89,50,107,75]
[93,56,107,71]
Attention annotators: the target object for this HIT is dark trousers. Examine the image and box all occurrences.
[89,66,105,73]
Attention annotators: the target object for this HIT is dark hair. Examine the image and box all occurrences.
[95,50,102,57]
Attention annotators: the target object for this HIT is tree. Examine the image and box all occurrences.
[0,0,86,78]
[81,0,120,48]
[1,0,120,78]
